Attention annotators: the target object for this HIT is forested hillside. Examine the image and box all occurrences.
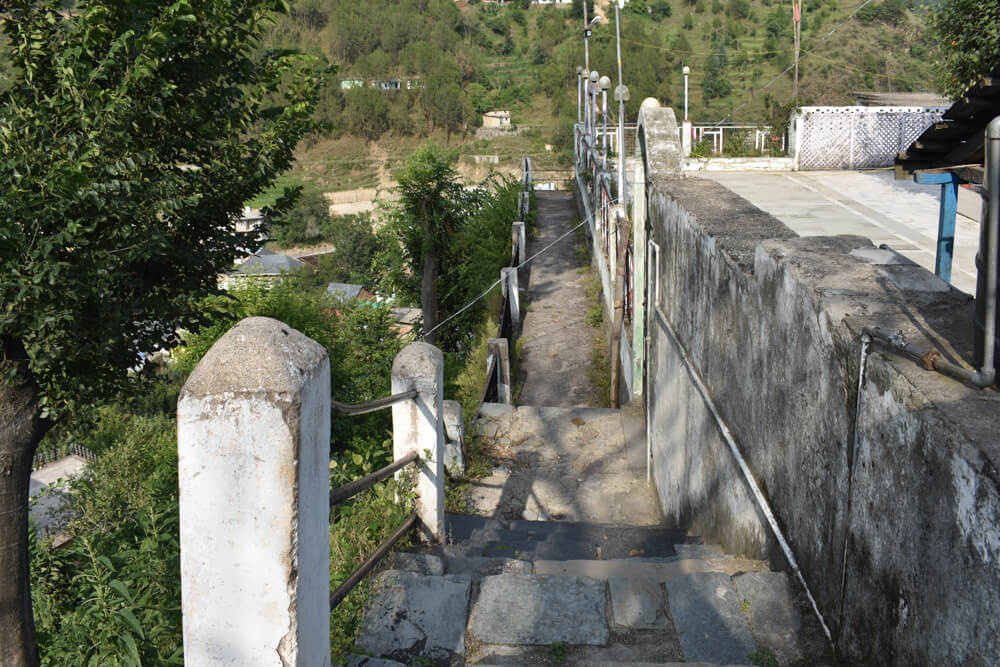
[234,0,940,191]
[1,1,938,188]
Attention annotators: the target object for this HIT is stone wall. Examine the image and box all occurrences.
[644,172,1000,663]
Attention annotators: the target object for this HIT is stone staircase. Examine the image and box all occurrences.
[347,405,830,666]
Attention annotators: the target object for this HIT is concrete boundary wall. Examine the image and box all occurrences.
[645,170,1000,663]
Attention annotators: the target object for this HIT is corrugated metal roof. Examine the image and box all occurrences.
[235,250,304,275]
[895,69,1000,182]
[326,282,364,300]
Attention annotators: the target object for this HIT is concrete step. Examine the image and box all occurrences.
[354,560,814,666]
[439,513,696,560]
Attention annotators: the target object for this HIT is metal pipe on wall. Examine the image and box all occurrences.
[973,116,1000,386]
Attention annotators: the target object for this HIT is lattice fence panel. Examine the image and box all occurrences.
[798,108,943,170]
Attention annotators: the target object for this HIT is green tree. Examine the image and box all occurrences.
[703,42,732,101]
[650,0,673,19]
[0,2,324,663]
[570,0,597,20]
[727,0,751,19]
[385,143,469,345]
[344,85,390,141]
[930,0,1000,98]
[270,188,331,247]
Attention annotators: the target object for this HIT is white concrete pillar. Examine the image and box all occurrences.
[501,266,521,333]
[487,338,512,405]
[681,120,693,157]
[442,400,466,477]
[391,342,445,542]
[512,221,526,267]
[177,316,331,667]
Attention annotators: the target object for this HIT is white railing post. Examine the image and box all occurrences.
[442,399,466,477]
[501,266,521,333]
[391,342,444,542]
[512,221,526,267]
[487,338,512,405]
[177,317,331,666]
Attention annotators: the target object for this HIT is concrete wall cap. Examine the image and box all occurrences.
[637,106,682,181]
[180,316,328,399]
[392,341,443,393]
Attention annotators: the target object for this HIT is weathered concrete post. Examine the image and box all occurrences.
[487,338,512,404]
[608,206,619,279]
[391,342,445,542]
[177,317,331,667]
[512,221,526,267]
[681,120,693,156]
[501,266,521,333]
[442,400,466,477]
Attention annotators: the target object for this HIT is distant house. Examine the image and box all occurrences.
[222,248,305,289]
[326,282,375,302]
[235,206,267,241]
[482,110,512,128]
[340,79,365,90]
[390,307,423,337]
[372,79,402,91]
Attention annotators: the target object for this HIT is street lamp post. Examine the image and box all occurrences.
[683,65,690,122]
[615,84,629,203]
[589,70,599,143]
[599,75,610,170]
[681,66,693,157]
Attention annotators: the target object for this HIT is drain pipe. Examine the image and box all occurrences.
[977,116,1000,386]
[862,326,995,389]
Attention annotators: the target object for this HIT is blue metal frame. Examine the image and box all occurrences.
[915,171,962,283]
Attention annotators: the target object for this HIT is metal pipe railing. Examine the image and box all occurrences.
[331,389,418,416]
[330,511,419,609]
[329,450,420,507]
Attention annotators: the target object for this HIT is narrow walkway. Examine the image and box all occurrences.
[518,191,595,408]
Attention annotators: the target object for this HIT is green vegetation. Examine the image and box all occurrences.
[0,1,325,661]
[929,0,1000,98]
[242,0,944,196]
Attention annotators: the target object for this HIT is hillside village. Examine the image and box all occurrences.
[6,0,1000,665]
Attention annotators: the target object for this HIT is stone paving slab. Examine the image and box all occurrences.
[344,656,405,667]
[609,576,665,629]
[665,572,756,665]
[356,570,472,662]
[732,571,804,664]
[534,557,768,581]
[470,574,609,646]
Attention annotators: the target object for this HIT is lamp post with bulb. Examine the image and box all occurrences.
[683,65,690,121]
[599,75,610,170]
[615,84,630,203]
[589,70,599,143]
[681,65,693,157]
[576,66,584,124]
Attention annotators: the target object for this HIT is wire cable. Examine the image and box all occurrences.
[707,0,880,128]
[339,200,601,395]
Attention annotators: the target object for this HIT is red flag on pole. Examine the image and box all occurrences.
[793,0,801,23]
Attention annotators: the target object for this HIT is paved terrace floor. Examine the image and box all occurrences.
[517,191,597,408]
[702,170,981,295]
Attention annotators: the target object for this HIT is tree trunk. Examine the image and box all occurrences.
[422,249,440,345]
[0,336,49,667]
